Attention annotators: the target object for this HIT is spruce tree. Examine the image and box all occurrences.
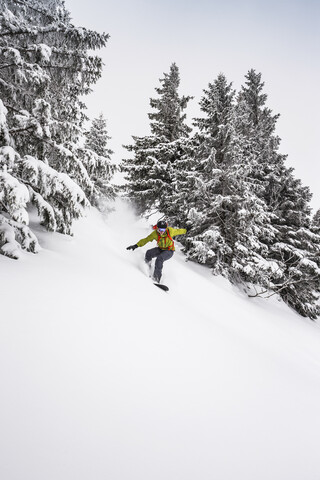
[173,74,274,284]
[84,113,116,206]
[237,70,319,318]
[0,0,109,258]
[122,63,192,214]
[169,71,319,319]
[85,113,112,157]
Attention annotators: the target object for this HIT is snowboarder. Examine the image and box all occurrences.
[127,220,187,284]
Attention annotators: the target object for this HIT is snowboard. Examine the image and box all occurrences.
[154,283,169,292]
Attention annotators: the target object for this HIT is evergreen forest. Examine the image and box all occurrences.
[122,64,320,319]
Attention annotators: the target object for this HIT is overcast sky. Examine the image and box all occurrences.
[64,0,320,210]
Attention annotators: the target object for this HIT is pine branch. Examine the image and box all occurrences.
[145,210,159,220]
[0,28,57,37]
[248,274,319,299]
[0,26,109,50]
[9,45,85,59]
[0,199,7,212]
[3,103,22,114]
[4,102,83,134]
[0,63,16,70]
[0,26,71,38]
[12,0,59,22]
[9,124,38,134]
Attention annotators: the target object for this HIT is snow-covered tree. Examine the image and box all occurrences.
[173,74,274,282]
[236,70,319,318]
[85,113,112,157]
[83,113,116,206]
[236,70,311,219]
[0,0,109,258]
[168,71,319,319]
[122,63,192,214]
[148,63,192,142]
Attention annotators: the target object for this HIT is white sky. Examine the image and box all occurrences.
[64,0,320,210]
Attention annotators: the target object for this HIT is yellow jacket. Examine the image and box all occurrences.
[137,227,186,251]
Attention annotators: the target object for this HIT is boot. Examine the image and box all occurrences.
[153,272,161,284]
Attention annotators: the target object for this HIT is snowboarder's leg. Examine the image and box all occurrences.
[153,250,174,283]
[145,247,161,277]
[145,247,161,264]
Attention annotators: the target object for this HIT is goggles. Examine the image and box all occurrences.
[157,227,166,234]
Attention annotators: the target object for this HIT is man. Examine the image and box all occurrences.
[127,220,187,283]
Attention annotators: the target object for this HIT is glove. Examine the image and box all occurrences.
[127,244,138,251]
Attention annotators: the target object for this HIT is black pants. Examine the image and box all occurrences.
[145,247,174,282]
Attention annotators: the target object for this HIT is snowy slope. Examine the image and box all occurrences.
[1,199,320,480]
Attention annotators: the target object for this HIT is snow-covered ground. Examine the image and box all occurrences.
[1,198,320,480]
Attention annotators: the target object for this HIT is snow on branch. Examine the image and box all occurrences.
[0,214,40,259]
[0,169,29,224]
[0,219,20,259]
[21,155,89,233]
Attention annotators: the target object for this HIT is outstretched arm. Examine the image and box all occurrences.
[169,227,187,237]
[127,231,158,250]
[137,231,158,247]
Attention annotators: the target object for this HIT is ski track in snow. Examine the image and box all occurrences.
[1,198,320,480]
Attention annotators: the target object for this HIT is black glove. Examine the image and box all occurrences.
[127,244,138,251]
